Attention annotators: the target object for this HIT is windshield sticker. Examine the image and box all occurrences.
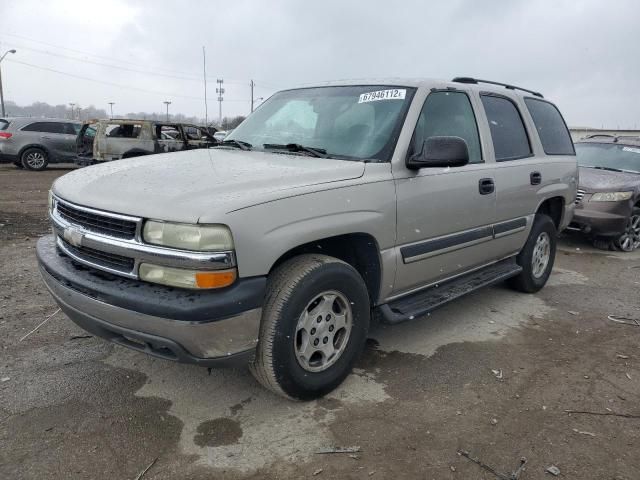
[358,89,406,103]
[622,146,640,154]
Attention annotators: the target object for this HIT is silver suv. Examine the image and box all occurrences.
[0,117,81,170]
[36,78,577,399]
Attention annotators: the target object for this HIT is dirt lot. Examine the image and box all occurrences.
[1,163,639,480]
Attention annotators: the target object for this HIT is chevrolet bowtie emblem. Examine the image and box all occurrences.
[63,228,84,247]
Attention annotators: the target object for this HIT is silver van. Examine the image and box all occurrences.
[0,117,81,170]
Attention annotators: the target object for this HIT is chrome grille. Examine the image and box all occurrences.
[575,189,586,205]
[56,201,137,239]
[59,237,135,273]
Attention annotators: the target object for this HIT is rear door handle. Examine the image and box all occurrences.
[40,136,52,140]
[530,171,542,185]
[479,178,495,195]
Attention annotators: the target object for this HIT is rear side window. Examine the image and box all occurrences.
[481,95,531,161]
[105,123,141,138]
[524,98,574,155]
[412,91,483,163]
[22,122,66,134]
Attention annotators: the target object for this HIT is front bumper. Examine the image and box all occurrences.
[37,235,265,366]
[570,199,632,237]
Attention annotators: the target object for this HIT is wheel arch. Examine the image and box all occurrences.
[269,233,382,307]
[535,196,564,230]
[18,144,51,160]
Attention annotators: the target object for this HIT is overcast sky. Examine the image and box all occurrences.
[0,0,638,127]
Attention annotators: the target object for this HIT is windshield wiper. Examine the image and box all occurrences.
[263,143,328,158]
[590,166,624,173]
[215,139,252,150]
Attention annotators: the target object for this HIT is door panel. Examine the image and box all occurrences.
[393,165,496,295]
[391,89,499,297]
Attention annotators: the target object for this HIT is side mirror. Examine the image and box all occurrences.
[406,136,469,169]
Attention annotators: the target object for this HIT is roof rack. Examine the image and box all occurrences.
[452,77,544,98]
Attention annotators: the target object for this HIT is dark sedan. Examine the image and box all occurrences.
[571,135,640,251]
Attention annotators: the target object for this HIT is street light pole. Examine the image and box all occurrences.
[0,49,17,117]
[108,102,115,119]
[69,103,76,120]
[163,101,171,121]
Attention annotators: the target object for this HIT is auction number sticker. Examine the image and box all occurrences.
[622,146,640,154]
[358,89,406,103]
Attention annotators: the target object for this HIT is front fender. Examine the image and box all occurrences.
[225,180,396,278]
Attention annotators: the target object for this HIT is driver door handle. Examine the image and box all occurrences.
[479,178,495,195]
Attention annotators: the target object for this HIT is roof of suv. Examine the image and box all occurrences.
[292,77,546,101]
[577,135,640,147]
[1,117,81,128]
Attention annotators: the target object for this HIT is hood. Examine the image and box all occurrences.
[578,166,640,192]
[53,148,365,223]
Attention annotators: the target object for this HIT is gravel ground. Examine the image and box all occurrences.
[1,163,639,479]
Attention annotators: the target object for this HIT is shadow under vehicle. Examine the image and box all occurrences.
[76,119,217,165]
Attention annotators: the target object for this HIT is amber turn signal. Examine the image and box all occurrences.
[195,269,237,289]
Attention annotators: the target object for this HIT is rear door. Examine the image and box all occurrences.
[20,122,71,161]
[481,94,537,256]
[392,89,497,296]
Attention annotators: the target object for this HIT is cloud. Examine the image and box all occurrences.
[0,0,638,127]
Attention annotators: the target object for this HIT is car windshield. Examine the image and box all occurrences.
[575,142,640,174]
[0,119,9,130]
[225,85,415,161]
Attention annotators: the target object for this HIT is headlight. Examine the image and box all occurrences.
[143,221,233,251]
[48,190,55,212]
[139,263,236,289]
[590,191,633,202]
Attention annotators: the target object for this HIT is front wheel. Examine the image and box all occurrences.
[250,254,370,400]
[614,208,640,252]
[508,214,557,293]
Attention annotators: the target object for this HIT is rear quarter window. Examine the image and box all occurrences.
[524,98,575,155]
[0,119,9,131]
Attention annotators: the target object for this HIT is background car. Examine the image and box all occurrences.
[0,117,81,170]
[571,135,640,251]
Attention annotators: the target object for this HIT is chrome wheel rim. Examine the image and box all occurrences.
[532,232,551,278]
[294,290,352,373]
[617,214,640,252]
[25,151,45,169]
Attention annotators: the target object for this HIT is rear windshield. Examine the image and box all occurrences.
[575,142,640,174]
[0,119,9,131]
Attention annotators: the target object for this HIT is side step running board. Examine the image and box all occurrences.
[377,258,522,325]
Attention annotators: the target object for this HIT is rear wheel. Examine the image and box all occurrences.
[614,208,640,252]
[21,148,49,171]
[250,254,370,400]
[508,214,557,293]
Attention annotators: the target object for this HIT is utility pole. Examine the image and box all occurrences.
[69,103,76,120]
[216,78,224,126]
[163,101,171,121]
[250,79,255,113]
[202,46,208,126]
[0,49,17,117]
[108,102,115,119]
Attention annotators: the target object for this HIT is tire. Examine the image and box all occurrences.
[13,160,24,169]
[21,148,49,171]
[250,254,370,400]
[613,207,640,252]
[508,214,557,293]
